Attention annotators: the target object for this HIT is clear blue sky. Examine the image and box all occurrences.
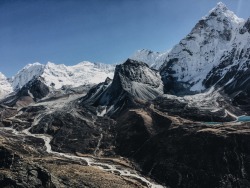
[1,0,250,77]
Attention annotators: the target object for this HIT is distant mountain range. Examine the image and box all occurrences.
[0,62,115,99]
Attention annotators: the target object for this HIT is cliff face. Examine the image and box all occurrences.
[81,59,163,117]
[132,122,250,188]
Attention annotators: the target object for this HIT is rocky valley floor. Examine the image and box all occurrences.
[0,124,163,188]
[1,87,250,188]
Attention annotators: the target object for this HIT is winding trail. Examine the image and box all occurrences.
[1,126,164,188]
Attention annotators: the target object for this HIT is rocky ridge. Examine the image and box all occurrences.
[82,59,164,117]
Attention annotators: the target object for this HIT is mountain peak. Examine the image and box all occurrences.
[46,61,57,66]
[123,58,148,66]
[207,2,244,24]
[0,72,6,79]
[76,61,94,66]
[82,58,164,116]
[215,2,227,10]
[210,2,228,14]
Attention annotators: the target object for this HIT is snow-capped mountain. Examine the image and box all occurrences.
[0,72,13,99]
[160,2,249,94]
[130,49,169,70]
[12,63,45,90]
[12,61,115,90]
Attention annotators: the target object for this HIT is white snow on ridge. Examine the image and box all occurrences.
[130,49,169,70]
[207,2,244,24]
[163,87,222,111]
[11,61,116,90]
[42,62,115,89]
[131,3,249,93]
[0,72,13,99]
[159,2,249,92]
[12,63,45,90]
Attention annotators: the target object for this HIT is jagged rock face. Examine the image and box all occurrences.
[30,110,116,156]
[81,77,112,106]
[232,92,250,115]
[0,146,55,188]
[82,59,163,116]
[21,78,50,100]
[103,59,163,102]
[203,48,250,91]
[154,96,235,122]
[240,18,250,34]
[159,3,250,95]
[203,48,250,114]
[224,68,250,114]
[0,78,50,107]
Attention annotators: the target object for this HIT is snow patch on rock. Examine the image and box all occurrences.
[0,72,13,99]
[130,49,169,70]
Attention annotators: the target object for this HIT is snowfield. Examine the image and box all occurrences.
[12,61,115,90]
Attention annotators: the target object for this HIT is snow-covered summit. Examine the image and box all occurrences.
[0,72,13,99]
[12,63,45,90]
[207,2,244,24]
[12,61,116,91]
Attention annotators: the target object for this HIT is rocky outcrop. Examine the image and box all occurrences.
[82,59,163,117]
[115,108,172,157]
[0,146,55,188]
[0,77,50,108]
[30,109,116,156]
[153,94,237,122]
[81,77,112,106]
[224,68,250,115]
